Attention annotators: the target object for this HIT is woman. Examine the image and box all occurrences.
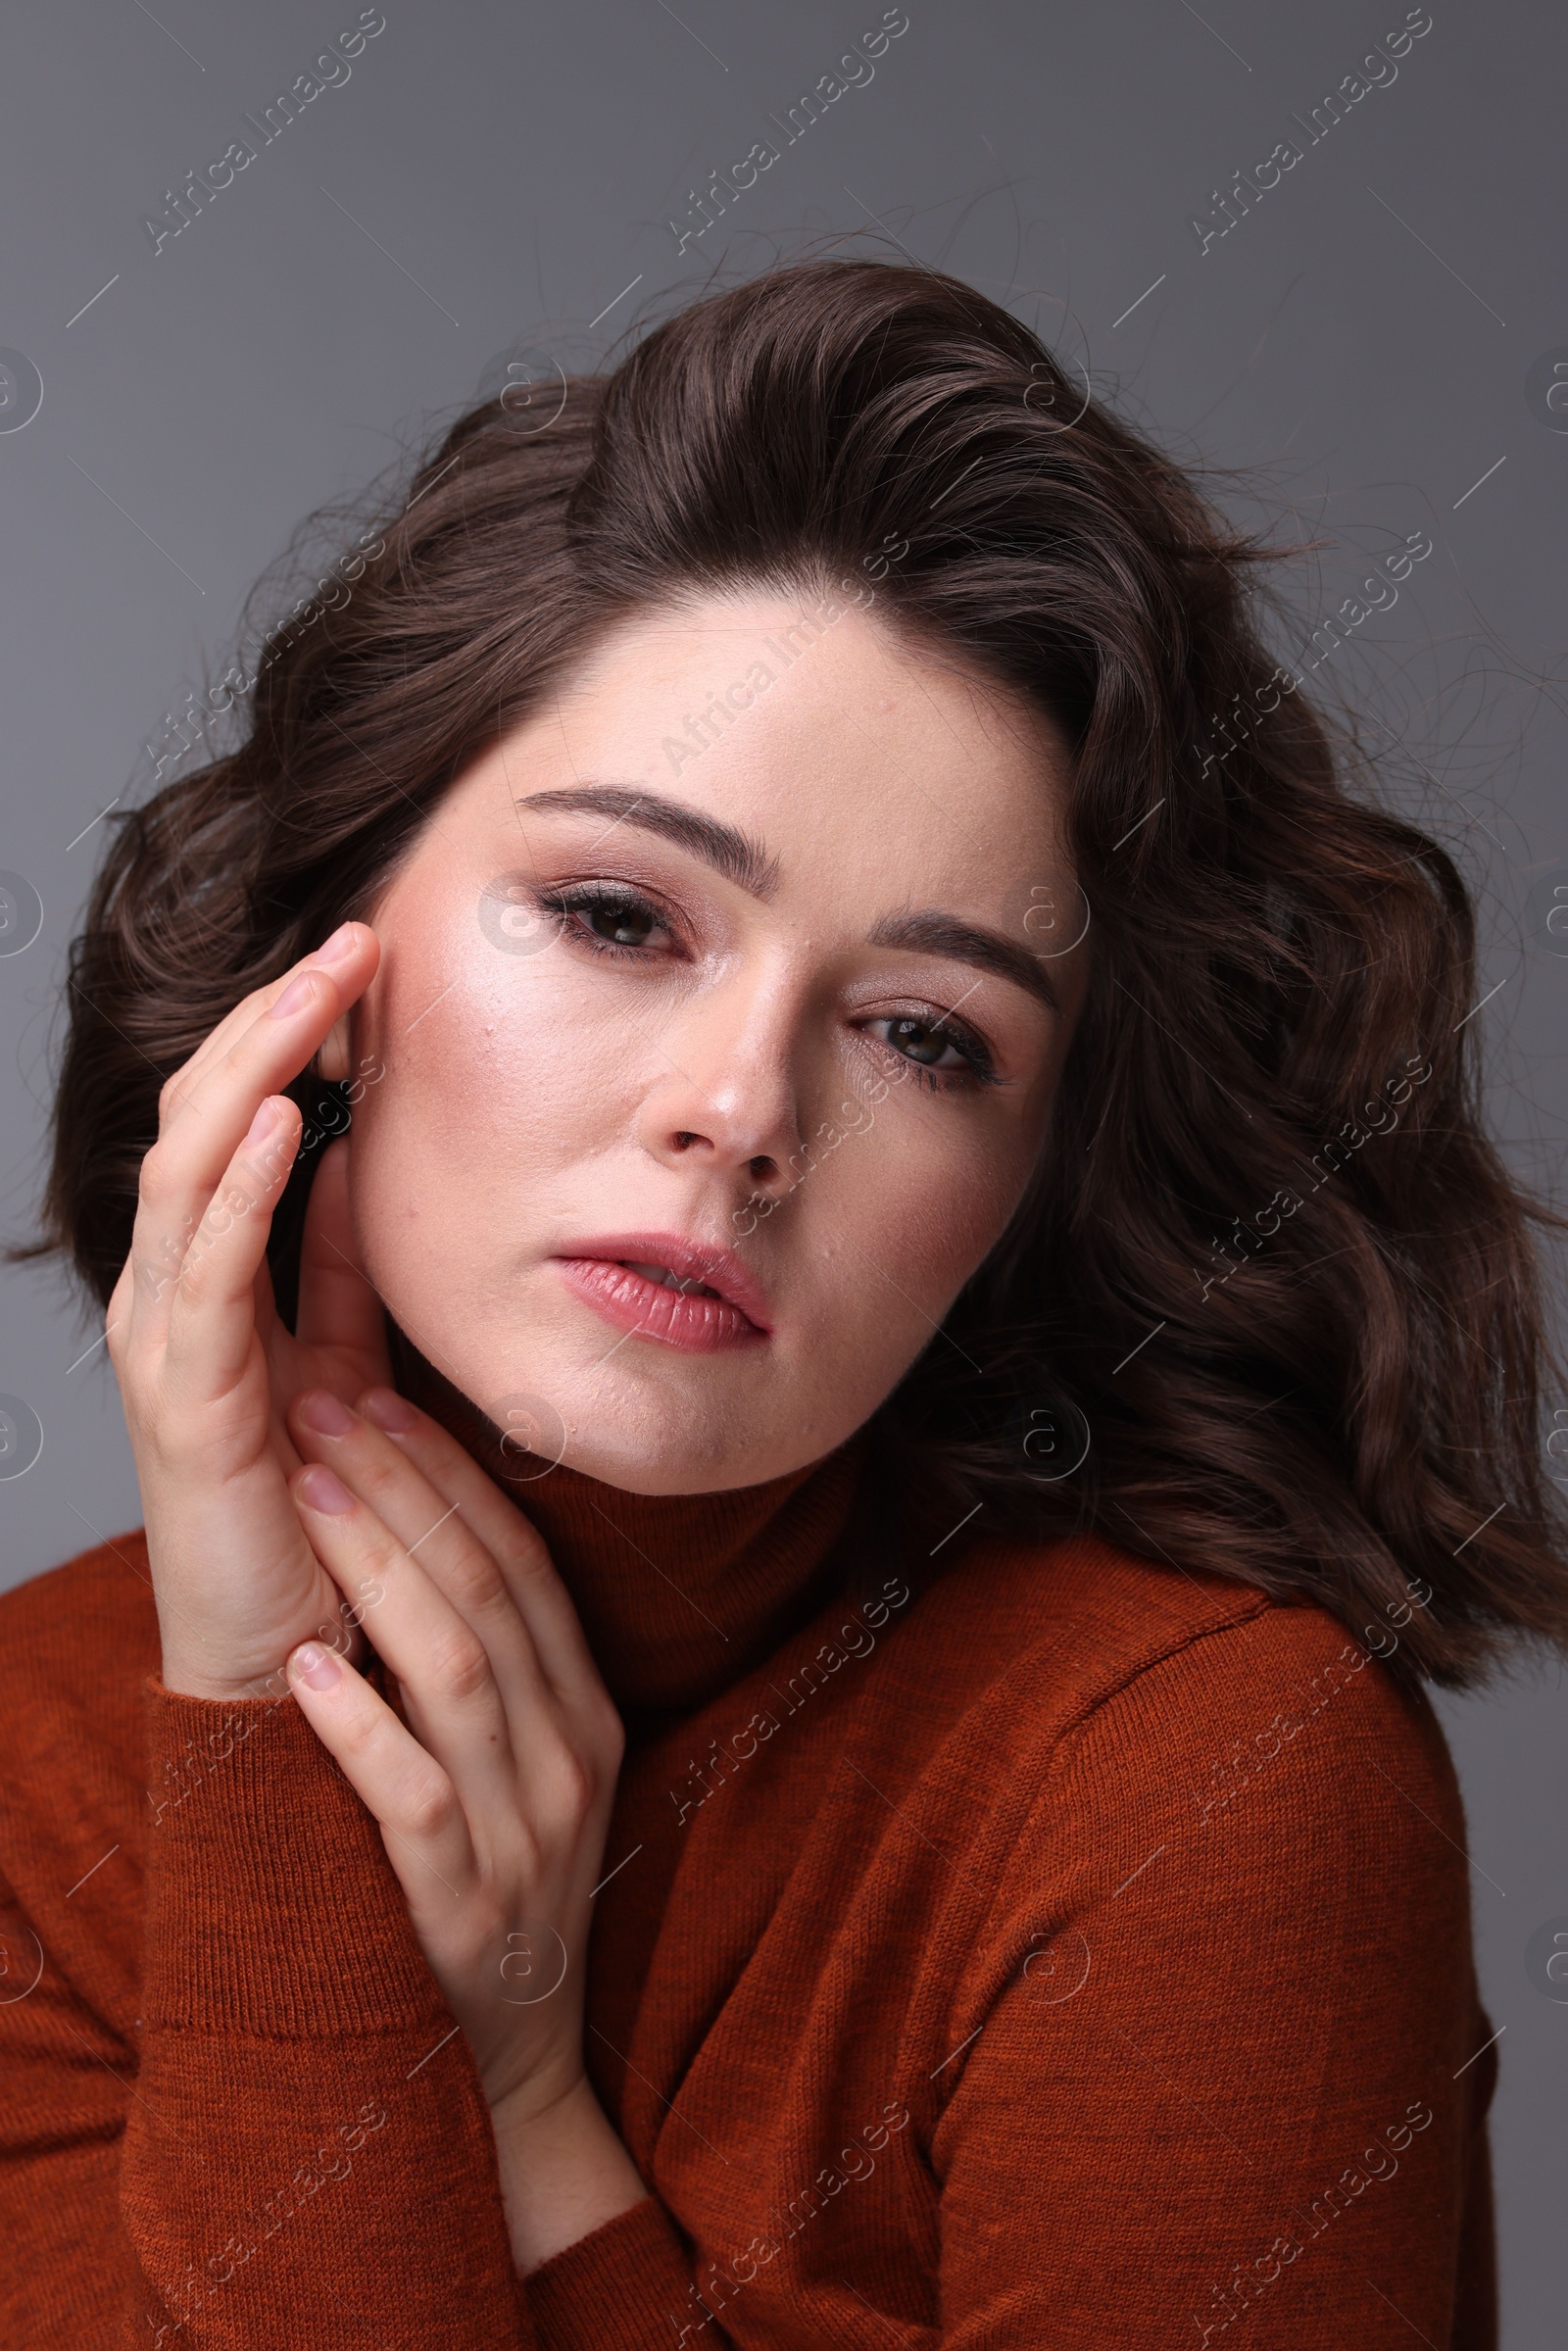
[1,259,1560,2347]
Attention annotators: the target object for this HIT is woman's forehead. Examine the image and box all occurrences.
[448,592,1072,902]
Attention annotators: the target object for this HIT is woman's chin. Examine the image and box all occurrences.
[550,1411,811,1496]
[385,1294,842,1494]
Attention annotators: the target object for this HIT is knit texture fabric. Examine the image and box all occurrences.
[0,1442,1496,2346]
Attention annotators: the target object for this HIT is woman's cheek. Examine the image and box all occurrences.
[819,1092,1030,1313]
[781,1116,1022,1423]
[477,955,632,1120]
[424,914,637,1117]
[352,952,621,1240]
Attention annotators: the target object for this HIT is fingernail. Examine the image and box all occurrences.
[297,1463,355,1514]
[297,1389,356,1436]
[315,921,358,966]
[245,1098,283,1145]
[268,971,320,1021]
[290,1641,342,1690]
[361,1387,416,1434]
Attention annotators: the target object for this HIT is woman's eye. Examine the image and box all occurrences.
[868,1014,982,1075]
[553,890,667,951]
[582,898,656,947]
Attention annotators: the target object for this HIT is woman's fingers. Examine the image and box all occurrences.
[125,923,378,1354]
[353,1387,614,1715]
[285,1388,623,1828]
[289,1392,542,1676]
[286,1424,528,1822]
[158,922,376,1140]
[157,1095,300,1398]
[283,1636,476,1904]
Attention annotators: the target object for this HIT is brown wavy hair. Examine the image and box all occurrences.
[16,257,1568,1690]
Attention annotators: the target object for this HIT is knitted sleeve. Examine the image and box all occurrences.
[130,1680,532,2346]
[0,1675,742,2350]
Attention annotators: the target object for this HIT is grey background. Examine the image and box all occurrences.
[0,0,1562,2332]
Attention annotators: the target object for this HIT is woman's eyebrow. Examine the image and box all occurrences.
[514,783,1060,1013]
[514,782,780,898]
[867,910,1062,1016]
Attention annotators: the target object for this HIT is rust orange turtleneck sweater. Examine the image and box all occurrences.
[0,1390,1496,2347]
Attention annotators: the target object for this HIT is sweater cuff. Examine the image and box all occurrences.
[523,2194,703,2346]
[141,1673,444,2036]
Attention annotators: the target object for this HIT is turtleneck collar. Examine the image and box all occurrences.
[386,1328,873,1739]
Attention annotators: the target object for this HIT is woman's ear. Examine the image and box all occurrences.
[316,1010,352,1081]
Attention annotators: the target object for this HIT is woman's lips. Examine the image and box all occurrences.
[551,1235,772,1354]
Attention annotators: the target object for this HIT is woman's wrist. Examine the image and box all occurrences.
[490,2070,649,2277]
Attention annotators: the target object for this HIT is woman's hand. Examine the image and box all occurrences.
[106,921,389,1701]
[277,1381,630,2131]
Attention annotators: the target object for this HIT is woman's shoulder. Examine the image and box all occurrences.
[901,1524,1458,1838]
[0,1529,161,1782]
[896,1534,1484,2084]
[0,1534,160,2028]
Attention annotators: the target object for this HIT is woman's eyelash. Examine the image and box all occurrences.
[537,883,673,955]
[863,1012,1001,1091]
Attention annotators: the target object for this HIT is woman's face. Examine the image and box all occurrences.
[342,589,1088,1493]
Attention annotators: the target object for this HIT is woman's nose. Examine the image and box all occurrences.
[632,978,805,1197]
